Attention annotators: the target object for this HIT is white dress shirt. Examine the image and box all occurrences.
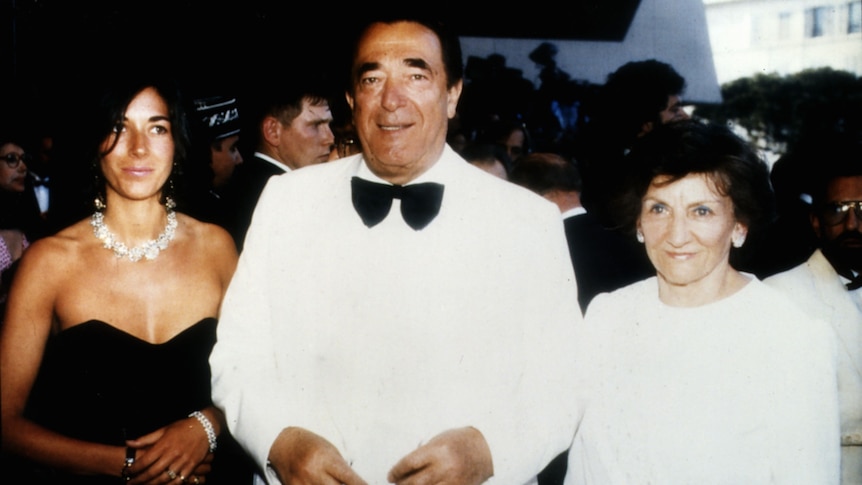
[211,146,582,485]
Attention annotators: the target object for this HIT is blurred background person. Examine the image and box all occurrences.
[577,59,690,229]
[509,151,652,314]
[327,96,362,161]
[226,75,336,250]
[764,135,862,485]
[184,94,243,229]
[0,132,43,321]
[476,117,531,163]
[460,141,512,180]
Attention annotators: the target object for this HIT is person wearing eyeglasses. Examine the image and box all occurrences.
[765,136,862,485]
[1,143,31,194]
[0,136,44,321]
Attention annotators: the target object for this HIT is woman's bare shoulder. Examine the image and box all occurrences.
[177,214,238,260]
[21,219,93,268]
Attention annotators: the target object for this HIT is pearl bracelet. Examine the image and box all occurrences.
[189,411,218,453]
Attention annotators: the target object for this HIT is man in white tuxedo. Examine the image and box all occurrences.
[765,146,861,485]
[210,14,581,485]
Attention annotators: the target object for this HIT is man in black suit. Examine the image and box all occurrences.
[225,76,336,250]
[578,59,690,229]
[510,152,653,314]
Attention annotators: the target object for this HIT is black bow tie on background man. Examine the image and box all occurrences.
[846,273,862,291]
[351,176,444,230]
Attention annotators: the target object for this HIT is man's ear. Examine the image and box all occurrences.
[262,116,281,146]
[810,211,822,238]
[447,80,464,119]
[345,91,354,112]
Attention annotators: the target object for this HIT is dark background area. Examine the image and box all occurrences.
[4,0,641,105]
[1,0,643,236]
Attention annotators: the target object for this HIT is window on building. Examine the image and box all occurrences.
[805,6,835,37]
[778,11,792,39]
[849,1,862,34]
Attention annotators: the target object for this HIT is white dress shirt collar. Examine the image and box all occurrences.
[254,151,292,173]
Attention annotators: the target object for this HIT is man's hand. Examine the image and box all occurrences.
[268,427,367,485]
[387,427,493,485]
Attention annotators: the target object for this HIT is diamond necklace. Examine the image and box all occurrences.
[91,208,178,262]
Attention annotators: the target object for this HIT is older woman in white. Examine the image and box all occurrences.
[565,120,841,484]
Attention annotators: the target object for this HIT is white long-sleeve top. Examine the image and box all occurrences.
[566,276,841,484]
[210,146,582,485]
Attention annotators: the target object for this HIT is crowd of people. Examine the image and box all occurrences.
[1,12,859,485]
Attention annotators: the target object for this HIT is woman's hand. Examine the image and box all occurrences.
[125,416,213,484]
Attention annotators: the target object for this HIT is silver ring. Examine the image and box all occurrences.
[166,469,178,480]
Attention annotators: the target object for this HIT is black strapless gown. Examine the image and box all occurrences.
[5,318,256,484]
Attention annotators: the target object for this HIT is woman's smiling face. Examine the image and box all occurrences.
[639,173,746,290]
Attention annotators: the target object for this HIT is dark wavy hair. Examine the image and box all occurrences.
[613,120,775,245]
[598,59,687,148]
[85,76,191,208]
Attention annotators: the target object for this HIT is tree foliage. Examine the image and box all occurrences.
[695,68,862,155]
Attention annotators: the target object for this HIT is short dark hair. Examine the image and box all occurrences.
[804,133,862,208]
[615,119,774,240]
[510,152,581,195]
[346,14,464,92]
[599,59,687,146]
[244,75,335,143]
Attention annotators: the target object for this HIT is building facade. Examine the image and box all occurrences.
[705,0,862,84]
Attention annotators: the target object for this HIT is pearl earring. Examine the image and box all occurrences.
[636,231,645,243]
[732,236,746,248]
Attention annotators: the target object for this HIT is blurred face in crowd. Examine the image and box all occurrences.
[658,95,690,125]
[639,95,690,138]
[347,21,462,185]
[100,87,174,204]
[273,98,334,170]
[0,142,28,193]
[812,175,862,272]
[499,127,525,160]
[210,134,243,189]
[638,173,747,300]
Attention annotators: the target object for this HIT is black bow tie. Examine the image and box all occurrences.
[351,176,444,230]
[846,274,862,291]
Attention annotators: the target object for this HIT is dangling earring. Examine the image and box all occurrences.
[162,163,178,207]
[636,231,645,243]
[94,195,106,211]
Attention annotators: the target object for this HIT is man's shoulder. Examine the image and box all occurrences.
[451,160,559,215]
[763,250,827,288]
[255,157,357,201]
[763,262,810,284]
[234,156,285,180]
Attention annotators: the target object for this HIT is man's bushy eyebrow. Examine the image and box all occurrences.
[404,58,431,71]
